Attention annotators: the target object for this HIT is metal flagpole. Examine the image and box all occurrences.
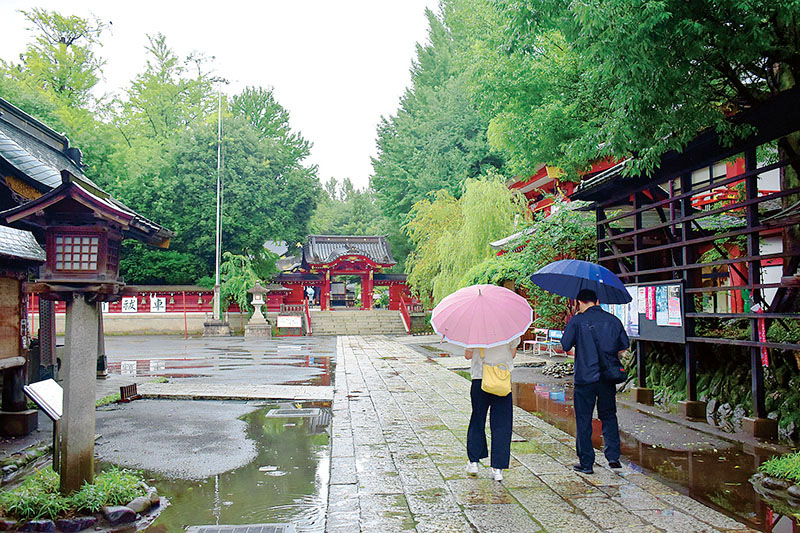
[214,89,222,321]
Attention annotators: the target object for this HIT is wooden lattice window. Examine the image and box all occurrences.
[55,234,99,271]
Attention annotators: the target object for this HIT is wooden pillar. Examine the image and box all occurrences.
[630,193,654,405]
[60,293,98,493]
[362,271,374,310]
[742,148,776,438]
[321,271,331,311]
[678,173,705,419]
[596,206,606,265]
[96,309,107,378]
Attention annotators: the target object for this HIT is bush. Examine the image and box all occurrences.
[759,450,800,482]
[0,467,147,520]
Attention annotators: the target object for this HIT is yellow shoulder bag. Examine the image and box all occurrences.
[480,348,511,397]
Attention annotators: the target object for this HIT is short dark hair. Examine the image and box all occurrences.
[576,289,598,303]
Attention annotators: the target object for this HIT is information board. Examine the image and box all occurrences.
[23,378,62,421]
[602,281,685,343]
[277,315,302,328]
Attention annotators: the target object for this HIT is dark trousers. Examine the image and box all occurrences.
[467,379,513,469]
[573,381,621,468]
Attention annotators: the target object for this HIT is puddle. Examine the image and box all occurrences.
[512,382,798,532]
[140,404,330,532]
[104,338,334,386]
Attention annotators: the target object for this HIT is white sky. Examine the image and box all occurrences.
[0,1,438,189]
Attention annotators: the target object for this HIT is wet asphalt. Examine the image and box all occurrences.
[93,335,336,480]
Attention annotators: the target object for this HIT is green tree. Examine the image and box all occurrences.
[231,86,312,163]
[119,117,318,284]
[0,9,120,186]
[371,8,505,267]
[310,178,389,235]
[405,174,527,304]
[121,33,219,142]
[12,8,106,108]
[462,199,597,328]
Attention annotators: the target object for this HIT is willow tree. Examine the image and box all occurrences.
[462,199,597,328]
[404,175,528,304]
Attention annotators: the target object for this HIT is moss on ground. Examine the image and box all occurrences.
[95,393,121,407]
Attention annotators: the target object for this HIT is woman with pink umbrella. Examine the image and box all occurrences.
[431,284,533,481]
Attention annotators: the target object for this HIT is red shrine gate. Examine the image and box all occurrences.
[276,235,411,311]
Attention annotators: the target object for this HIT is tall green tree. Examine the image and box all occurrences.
[12,8,106,108]
[310,178,388,235]
[120,117,319,284]
[0,8,120,185]
[370,7,505,267]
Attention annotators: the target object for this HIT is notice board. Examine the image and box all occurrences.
[601,281,685,344]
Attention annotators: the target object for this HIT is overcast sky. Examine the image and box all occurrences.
[0,1,439,189]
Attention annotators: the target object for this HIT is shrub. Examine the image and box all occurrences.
[759,451,800,483]
[0,466,147,520]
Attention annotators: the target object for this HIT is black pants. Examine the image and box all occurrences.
[467,379,513,469]
[573,381,621,468]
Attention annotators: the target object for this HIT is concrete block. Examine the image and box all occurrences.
[0,409,38,436]
[631,387,654,406]
[678,400,706,420]
[743,417,778,439]
[244,323,271,338]
[203,319,231,336]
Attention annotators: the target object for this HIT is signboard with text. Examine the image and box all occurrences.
[603,281,685,344]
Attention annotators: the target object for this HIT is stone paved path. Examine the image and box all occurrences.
[327,336,755,533]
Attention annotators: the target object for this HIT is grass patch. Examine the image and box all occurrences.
[95,393,120,407]
[759,451,800,483]
[0,466,146,520]
[455,370,471,381]
[149,376,169,384]
[511,440,543,454]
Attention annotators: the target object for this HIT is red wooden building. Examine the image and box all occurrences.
[276,235,410,311]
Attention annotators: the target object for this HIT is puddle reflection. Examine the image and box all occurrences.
[513,382,798,532]
[143,403,330,532]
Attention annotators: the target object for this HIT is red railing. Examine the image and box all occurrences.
[398,295,412,334]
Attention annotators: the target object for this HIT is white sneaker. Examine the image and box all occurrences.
[466,462,479,475]
[492,468,504,481]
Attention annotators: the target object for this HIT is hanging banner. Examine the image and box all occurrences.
[755,306,769,367]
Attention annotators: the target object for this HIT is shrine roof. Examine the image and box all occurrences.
[2,173,173,248]
[0,225,45,263]
[303,235,396,266]
[0,98,98,192]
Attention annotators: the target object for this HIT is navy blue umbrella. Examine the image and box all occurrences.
[529,259,632,304]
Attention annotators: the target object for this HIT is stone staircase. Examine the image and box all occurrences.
[309,310,408,336]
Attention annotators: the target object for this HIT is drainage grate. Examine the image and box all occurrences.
[265,408,321,418]
[187,524,296,533]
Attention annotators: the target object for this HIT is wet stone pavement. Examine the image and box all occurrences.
[328,336,756,533]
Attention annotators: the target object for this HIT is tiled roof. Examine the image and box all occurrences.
[304,235,396,266]
[0,129,63,189]
[0,225,45,262]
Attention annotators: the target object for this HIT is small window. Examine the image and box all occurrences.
[54,233,100,272]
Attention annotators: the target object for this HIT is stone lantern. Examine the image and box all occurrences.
[245,281,271,337]
[2,172,172,492]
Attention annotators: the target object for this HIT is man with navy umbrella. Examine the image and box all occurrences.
[529,259,632,475]
[560,288,628,474]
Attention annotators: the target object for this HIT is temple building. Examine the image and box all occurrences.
[276,235,410,311]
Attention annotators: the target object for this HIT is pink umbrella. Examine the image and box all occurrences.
[430,284,533,348]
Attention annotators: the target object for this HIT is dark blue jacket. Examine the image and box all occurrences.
[560,306,630,385]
